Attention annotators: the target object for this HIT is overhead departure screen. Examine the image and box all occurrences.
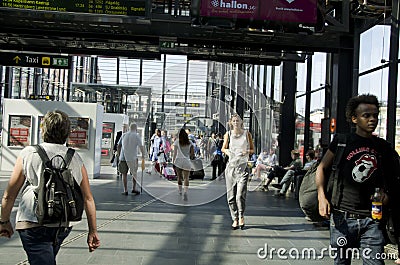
[0,0,146,16]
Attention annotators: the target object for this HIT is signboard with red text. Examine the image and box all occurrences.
[68,117,90,149]
[8,115,31,147]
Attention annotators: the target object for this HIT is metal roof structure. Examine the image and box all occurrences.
[0,0,390,63]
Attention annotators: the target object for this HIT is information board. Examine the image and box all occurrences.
[101,122,114,158]
[68,117,90,149]
[0,0,146,16]
[8,115,31,147]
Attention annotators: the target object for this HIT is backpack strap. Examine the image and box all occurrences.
[34,145,75,169]
[63,148,75,168]
[332,134,347,170]
[330,133,347,207]
[33,145,51,168]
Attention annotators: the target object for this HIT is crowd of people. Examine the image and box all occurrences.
[1,95,399,264]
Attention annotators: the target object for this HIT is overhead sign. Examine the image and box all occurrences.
[0,0,146,16]
[175,102,200,107]
[200,0,317,24]
[176,113,193,118]
[0,53,72,69]
[261,0,317,24]
[28,95,55,101]
[159,37,178,52]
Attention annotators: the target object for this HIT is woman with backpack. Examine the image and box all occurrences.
[0,110,100,265]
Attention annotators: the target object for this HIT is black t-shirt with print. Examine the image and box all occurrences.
[328,133,385,216]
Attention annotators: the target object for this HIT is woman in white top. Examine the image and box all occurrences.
[0,110,100,265]
[172,128,194,201]
[222,114,254,230]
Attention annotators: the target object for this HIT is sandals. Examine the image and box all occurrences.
[239,217,245,230]
[231,219,239,230]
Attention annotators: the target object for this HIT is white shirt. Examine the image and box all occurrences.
[228,131,249,166]
[120,130,143,161]
[173,140,192,170]
[16,143,84,225]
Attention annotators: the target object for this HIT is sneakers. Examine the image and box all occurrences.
[271,183,282,189]
[122,191,128,195]
[273,193,285,197]
[183,193,188,201]
[131,190,140,195]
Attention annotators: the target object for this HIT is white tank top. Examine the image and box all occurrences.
[228,130,249,165]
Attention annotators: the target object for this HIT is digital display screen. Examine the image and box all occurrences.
[0,0,146,16]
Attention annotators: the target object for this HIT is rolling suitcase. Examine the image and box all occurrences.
[163,164,177,180]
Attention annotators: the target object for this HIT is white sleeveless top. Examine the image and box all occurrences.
[228,130,249,166]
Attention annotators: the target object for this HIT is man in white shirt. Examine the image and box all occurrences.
[118,123,145,195]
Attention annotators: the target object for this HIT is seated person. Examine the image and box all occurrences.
[293,150,317,199]
[253,148,277,180]
[263,149,302,191]
[273,150,316,198]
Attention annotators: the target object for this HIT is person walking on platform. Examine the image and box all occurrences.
[118,123,145,195]
[211,132,224,180]
[0,110,100,265]
[222,114,254,230]
[148,129,164,175]
[316,94,400,265]
[172,128,195,201]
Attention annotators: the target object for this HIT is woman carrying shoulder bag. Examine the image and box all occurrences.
[222,114,254,230]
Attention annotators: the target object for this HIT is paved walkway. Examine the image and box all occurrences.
[0,163,370,265]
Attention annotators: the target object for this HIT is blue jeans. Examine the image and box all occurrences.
[279,169,295,194]
[330,212,385,265]
[19,226,72,265]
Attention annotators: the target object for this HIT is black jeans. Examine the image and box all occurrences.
[212,161,223,179]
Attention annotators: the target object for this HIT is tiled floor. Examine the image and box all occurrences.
[0,164,371,265]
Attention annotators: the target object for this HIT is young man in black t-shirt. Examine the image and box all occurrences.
[316,94,400,265]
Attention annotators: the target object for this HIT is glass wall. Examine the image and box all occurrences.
[359,25,400,152]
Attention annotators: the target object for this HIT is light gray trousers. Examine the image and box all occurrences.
[225,162,249,221]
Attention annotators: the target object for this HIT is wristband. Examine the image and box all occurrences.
[0,220,10,225]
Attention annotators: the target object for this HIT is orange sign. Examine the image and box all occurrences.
[330,118,336,133]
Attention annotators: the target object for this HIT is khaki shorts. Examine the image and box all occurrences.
[118,160,139,175]
[118,160,129,174]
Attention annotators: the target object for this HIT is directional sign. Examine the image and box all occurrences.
[176,113,193,118]
[28,95,55,101]
[175,102,200,107]
[0,52,72,69]
[159,37,178,52]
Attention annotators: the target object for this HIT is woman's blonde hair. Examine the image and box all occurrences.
[228,113,244,130]
[41,110,70,144]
